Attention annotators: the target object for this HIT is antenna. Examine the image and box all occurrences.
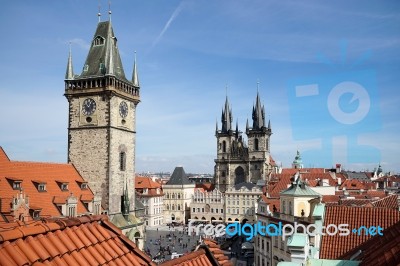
[108,0,112,21]
[97,0,101,22]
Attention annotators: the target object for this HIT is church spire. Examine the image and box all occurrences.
[132,51,140,87]
[122,178,130,217]
[221,95,232,133]
[65,43,74,80]
[252,89,265,129]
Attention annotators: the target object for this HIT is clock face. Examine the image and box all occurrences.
[119,101,128,118]
[82,98,96,116]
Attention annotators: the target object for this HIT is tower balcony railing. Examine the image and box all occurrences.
[65,76,140,98]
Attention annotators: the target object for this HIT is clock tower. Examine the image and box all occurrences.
[64,18,140,216]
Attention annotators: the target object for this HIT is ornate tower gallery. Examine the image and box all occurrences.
[64,17,140,216]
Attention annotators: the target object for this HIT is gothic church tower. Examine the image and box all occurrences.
[64,17,140,216]
[215,90,273,192]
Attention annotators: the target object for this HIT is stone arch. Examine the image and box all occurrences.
[234,166,245,184]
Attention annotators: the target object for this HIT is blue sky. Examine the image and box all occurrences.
[0,1,399,174]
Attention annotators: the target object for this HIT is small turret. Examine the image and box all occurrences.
[65,44,74,80]
[132,52,140,87]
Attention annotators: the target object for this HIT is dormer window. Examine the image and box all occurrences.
[93,36,105,46]
[81,183,88,190]
[57,181,69,191]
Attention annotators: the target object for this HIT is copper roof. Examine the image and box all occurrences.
[0,215,155,266]
[320,206,400,259]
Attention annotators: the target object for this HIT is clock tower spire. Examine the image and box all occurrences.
[64,16,140,217]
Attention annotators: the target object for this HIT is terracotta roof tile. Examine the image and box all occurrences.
[340,179,367,190]
[160,239,232,266]
[341,219,400,266]
[371,194,399,209]
[0,215,155,266]
[0,148,96,221]
[320,206,400,259]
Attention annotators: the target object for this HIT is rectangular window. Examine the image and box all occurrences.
[38,184,46,192]
[193,208,195,213]
[12,182,21,190]
[120,152,126,171]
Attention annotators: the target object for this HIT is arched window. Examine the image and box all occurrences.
[172,193,175,199]
[167,204,170,210]
[255,138,259,151]
[178,194,181,199]
[178,205,181,210]
[282,200,286,214]
[119,152,126,171]
[222,141,226,153]
[289,201,292,215]
[172,205,175,211]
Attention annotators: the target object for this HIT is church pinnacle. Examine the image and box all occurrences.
[221,96,233,133]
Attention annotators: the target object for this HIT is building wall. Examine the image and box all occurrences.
[225,185,262,223]
[190,189,225,223]
[163,184,195,223]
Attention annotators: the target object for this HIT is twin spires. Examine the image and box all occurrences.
[218,88,271,136]
[64,16,140,88]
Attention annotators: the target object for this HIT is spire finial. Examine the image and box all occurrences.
[98,0,101,22]
[108,0,112,21]
[257,79,260,93]
[132,51,140,87]
[65,42,74,80]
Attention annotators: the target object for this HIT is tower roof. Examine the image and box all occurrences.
[166,167,193,185]
[65,44,74,80]
[221,96,232,133]
[252,91,265,129]
[79,21,127,81]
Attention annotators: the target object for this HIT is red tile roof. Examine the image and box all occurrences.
[281,168,326,175]
[0,215,155,266]
[340,220,400,266]
[320,206,400,259]
[135,176,164,197]
[339,179,367,190]
[261,195,280,212]
[160,239,232,266]
[0,147,95,221]
[371,194,399,210]
[196,183,215,192]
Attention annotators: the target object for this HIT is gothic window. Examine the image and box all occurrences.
[222,141,226,153]
[255,138,259,151]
